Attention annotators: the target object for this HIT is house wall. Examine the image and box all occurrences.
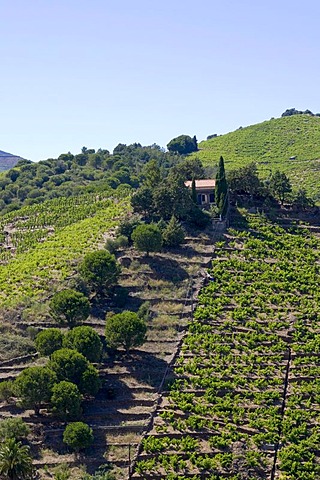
[196,189,215,205]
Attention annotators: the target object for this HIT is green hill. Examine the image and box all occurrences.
[195,115,320,200]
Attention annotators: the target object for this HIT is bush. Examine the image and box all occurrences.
[63,422,94,452]
[105,235,128,254]
[0,418,30,440]
[187,205,211,228]
[35,328,64,357]
[117,217,141,243]
[137,301,151,322]
[105,311,147,353]
[0,380,15,402]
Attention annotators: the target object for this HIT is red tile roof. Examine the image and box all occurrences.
[185,179,216,188]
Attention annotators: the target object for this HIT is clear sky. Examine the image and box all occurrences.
[1,0,320,161]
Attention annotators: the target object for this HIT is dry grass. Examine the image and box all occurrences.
[152,301,184,314]
[106,431,142,445]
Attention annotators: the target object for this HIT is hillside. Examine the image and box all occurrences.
[195,115,320,200]
[0,192,128,309]
[0,150,25,171]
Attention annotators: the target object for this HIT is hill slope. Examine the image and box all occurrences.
[0,192,128,308]
[0,150,25,171]
[196,115,320,199]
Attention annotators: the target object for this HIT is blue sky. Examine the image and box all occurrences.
[1,0,320,161]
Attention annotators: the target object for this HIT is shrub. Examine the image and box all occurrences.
[35,328,64,356]
[0,380,15,402]
[0,418,30,441]
[63,422,94,452]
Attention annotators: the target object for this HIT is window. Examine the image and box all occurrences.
[201,194,206,203]
[209,193,215,203]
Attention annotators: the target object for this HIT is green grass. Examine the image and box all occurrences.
[194,115,320,200]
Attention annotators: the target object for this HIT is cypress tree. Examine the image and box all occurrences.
[215,156,228,218]
[191,177,197,204]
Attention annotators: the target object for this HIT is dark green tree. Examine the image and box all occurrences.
[79,250,121,294]
[105,311,147,353]
[142,159,161,187]
[228,162,263,197]
[167,135,198,154]
[48,348,88,386]
[153,173,193,220]
[163,216,185,247]
[215,156,228,217]
[191,177,197,204]
[131,186,154,216]
[79,364,101,396]
[14,366,57,415]
[35,328,64,357]
[173,157,205,180]
[0,438,34,480]
[51,381,82,420]
[63,326,103,363]
[270,170,292,204]
[48,348,99,395]
[292,188,314,210]
[131,224,163,256]
[49,289,90,327]
[63,422,94,453]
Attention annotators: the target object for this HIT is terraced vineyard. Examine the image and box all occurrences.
[0,191,128,307]
[0,217,223,479]
[133,210,320,480]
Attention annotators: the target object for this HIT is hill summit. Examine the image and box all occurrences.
[195,114,320,200]
[0,150,25,171]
